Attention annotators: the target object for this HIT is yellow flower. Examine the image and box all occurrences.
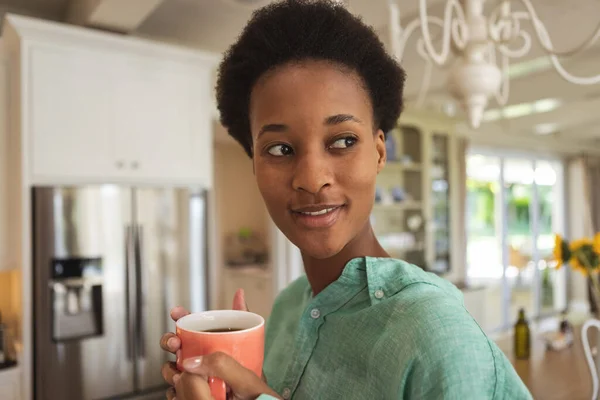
[570,237,593,253]
[570,255,589,276]
[594,233,600,256]
[554,234,564,269]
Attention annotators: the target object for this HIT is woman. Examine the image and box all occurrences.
[160,1,532,399]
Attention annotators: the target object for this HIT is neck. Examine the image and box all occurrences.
[301,223,388,296]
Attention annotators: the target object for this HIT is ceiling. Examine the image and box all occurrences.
[2,0,600,150]
[0,0,68,23]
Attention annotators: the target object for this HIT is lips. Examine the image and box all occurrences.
[290,204,345,229]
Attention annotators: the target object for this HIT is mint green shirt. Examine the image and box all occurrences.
[257,257,532,399]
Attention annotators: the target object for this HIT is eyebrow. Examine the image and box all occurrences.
[258,114,362,137]
[324,114,363,125]
[258,123,288,136]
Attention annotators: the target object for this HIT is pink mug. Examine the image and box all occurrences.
[175,310,265,400]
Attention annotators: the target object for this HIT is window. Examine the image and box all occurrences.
[466,151,567,332]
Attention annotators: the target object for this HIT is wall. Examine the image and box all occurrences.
[213,140,272,308]
[214,142,269,243]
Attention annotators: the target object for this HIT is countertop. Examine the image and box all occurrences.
[495,325,594,400]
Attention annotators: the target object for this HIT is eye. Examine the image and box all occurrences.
[267,144,294,156]
[330,136,357,149]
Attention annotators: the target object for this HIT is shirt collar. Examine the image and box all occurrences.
[337,256,431,305]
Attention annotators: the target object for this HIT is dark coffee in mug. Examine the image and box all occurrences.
[201,328,243,333]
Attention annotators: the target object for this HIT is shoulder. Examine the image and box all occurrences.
[382,270,531,399]
[382,267,491,366]
[365,259,531,398]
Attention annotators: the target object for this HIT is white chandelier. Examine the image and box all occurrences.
[388,0,600,128]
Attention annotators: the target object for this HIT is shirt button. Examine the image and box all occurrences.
[282,388,291,399]
[310,308,321,319]
[374,289,385,299]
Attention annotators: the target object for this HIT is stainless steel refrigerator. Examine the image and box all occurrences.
[32,185,209,400]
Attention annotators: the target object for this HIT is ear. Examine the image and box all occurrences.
[375,129,386,173]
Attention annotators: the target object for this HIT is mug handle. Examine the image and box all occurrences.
[209,377,227,400]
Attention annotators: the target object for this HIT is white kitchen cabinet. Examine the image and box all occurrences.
[29,45,116,182]
[111,56,212,183]
[4,14,218,187]
[0,366,21,400]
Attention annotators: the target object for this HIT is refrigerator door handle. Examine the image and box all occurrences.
[125,225,136,361]
[134,224,146,358]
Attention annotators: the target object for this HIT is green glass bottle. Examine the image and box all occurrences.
[514,308,531,360]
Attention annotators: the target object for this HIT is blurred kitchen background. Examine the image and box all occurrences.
[0,0,599,399]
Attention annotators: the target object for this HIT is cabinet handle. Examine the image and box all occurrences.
[131,161,139,170]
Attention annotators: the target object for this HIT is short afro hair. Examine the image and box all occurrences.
[216,0,406,158]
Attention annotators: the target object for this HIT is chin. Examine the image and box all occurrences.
[291,234,347,260]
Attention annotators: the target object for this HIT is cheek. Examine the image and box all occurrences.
[339,152,378,192]
[254,163,287,206]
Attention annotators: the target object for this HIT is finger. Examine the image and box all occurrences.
[170,306,190,321]
[183,353,254,394]
[182,353,279,399]
[166,387,176,400]
[176,371,212,400]
[161,362,180,386]
[160,332,181,353]
[232,288,248,311]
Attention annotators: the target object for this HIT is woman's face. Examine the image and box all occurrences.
[250,61,386,259]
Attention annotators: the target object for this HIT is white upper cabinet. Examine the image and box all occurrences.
[29,45,116,181]
[3,14,218,187]
[111,55,212,183]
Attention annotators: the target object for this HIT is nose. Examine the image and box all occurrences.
[292,151,333,194]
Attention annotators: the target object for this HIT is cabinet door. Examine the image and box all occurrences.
[29,46,117,182]
[113,56,212,186]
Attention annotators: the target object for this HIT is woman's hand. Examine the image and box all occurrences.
[160,289,248,363]
[160,289,280,399]
[165,352,281,400]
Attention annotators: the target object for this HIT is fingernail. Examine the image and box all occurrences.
[167,337,177,348]
[182,356,203,370]
[172,373,181,385]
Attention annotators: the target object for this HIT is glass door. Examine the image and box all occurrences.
[466,154,504,332]
[504,158,536,324]
[534,160,568,316]
[466,152,567,332]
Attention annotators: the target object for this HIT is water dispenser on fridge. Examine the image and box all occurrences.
[50,257,103,341]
